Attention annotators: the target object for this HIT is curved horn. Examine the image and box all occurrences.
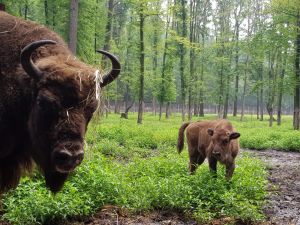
[96,50,121,87]
[21,40,57,81]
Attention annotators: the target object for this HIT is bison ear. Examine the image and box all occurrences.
[229,132,240,140]
[207,128,214,136]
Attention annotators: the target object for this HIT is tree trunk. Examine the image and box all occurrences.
[114,101,120,114]
[137,11,145,124]
[294,14,300,130]
[105,95,110,118]
[198,13,206,117]
[277,50,287,126]
[240,55,249,121]
[233,73,239,116]
[223,73,230,119]
[259,64,264,121]
[256,90,260,119]
[218,56,224,118]
[68,0,79,54]
[188,93,192,120]
[152,97,157,116]
[24,2,28,20]
[178,0,187,121]
[266,51,277,127]
[121,101,134,119]
[232,4,241,117]
[188,0,196,121]
[103,0,114,52]
[159,102,163,120]
[124,84,130,113]
[51,2,56,28]
[152,15,159,116]
[240,75,247,121]
[166,102,171,119]
[0,3,5,11]
[44,0,49,25]
[193,103,199,116]
[159,0,171,120]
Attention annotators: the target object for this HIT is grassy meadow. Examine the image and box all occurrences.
[3,113,298,225]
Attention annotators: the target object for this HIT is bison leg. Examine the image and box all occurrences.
[225,162,235,181]
[208,157,217,177]
[189,153,205,175]
[189,155,205,175]
[189,154,198,175]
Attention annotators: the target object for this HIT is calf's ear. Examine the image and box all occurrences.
[229,132,240,140]
[207,128,214,136]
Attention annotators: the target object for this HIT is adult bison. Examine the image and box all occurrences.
[177,120,240,180]
[0,11,121,193]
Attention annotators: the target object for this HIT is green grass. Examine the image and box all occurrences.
[90,113,300,152]
[1,113,275,224]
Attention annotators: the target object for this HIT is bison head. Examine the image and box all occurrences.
[207,128,240,160]
[20,40,120,192]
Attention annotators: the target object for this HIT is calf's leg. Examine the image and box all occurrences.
[225,162,235,181]
[189,152,205,175]
[208,156,217,177]
[189,153,199,174]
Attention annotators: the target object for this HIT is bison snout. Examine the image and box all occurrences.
[212,151,221,157]
[52,149,84,173]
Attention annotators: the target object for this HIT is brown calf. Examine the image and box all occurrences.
[177,120,240,180]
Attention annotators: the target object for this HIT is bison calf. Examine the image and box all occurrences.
[177,120,240,180]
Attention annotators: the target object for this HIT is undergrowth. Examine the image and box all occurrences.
[1,113,272,225]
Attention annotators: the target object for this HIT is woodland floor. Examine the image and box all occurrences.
[249,149,300,225]
[59,149,300,225]
[1,149,300,225]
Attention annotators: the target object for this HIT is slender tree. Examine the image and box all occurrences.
[69,0,79,54]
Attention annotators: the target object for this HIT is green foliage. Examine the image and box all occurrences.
[1,114,268,225]
[2,0,298,117]
[229,115,300,151]
[2,156,117,225]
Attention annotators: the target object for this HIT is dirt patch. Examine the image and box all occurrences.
[55,206,256,225]
[56,205,197,225]
[245,149,300,225]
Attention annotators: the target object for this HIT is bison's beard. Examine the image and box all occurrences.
[44,170,69,193]
[31,147,70,193]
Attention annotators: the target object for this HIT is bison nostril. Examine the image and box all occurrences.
[74,151,84,164]
[52,148,84,173]
[74,150,84,158]
[53,150,72,163]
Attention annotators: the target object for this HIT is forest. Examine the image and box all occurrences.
[1,0,300,126]
[0,0,300,225]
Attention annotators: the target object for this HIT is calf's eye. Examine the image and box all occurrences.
[223,140,229,144]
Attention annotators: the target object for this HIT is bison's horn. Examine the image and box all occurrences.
[96,50,121,87]
[21,40,57,81]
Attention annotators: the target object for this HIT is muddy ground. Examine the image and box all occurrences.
[249,149,300,225]
[1,149,300,225]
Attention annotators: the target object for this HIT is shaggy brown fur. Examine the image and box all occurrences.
[177,120,240,180]
[0,12,120,193]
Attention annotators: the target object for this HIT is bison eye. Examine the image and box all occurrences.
[223,139,229,145]
[37,96,60,114]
